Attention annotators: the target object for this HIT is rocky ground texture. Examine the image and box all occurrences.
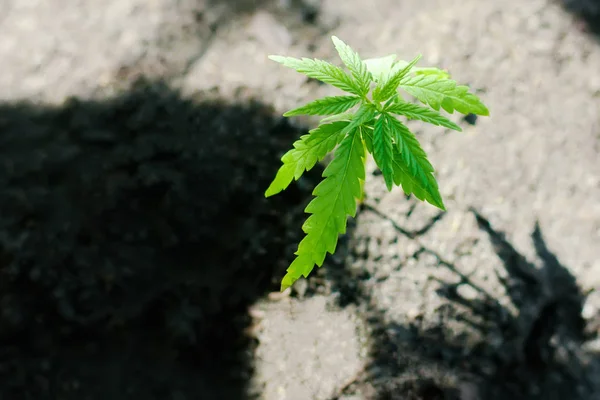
[0,0,599,399]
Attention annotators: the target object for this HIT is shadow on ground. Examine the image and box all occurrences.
[559,0,600,36]
[205,0,321,23]
[327,207,599,400]
[0,79,322,400]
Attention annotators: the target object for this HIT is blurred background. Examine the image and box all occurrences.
[0,0,599,399]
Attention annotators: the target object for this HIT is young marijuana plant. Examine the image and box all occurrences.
[266,36,489,291]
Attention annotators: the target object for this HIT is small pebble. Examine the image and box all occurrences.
[406,308,422,320]
[583,338,600,353]
[582,302,596,320]
[456,283,479,301]
[268,287,291,301]
[292,278,308,299]
[248,306,266,320]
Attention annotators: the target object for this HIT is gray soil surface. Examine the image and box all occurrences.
[1,0,599,399]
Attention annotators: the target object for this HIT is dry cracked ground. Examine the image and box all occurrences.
[1,0,599,399]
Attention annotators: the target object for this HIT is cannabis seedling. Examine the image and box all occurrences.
[266,36,489,291]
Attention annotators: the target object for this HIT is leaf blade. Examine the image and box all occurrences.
[392,61,451,80]
[372,114,395,190]
[340,103,377,136]
[269,55,362,95]
[331,36,371,95]
[398,74,489,116]
[280,129,366,290]
[386,115,445,210]
[373,55,422,102]
[364,54,397,83]
[386,101,462,131]
[391,147,445,210]
[320,112,355,124]
[284,95,361,117]
[362,123,444,210]
[265,121,350,197]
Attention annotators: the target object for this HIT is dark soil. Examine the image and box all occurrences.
[0,79,320,400]
[560,0,600,34]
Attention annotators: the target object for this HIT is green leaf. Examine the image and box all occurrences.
[359,124,374,153]
[392,146,445,210]
[373,55,422,102]
[364,54,397,83]
[413,67,451,80]
[362,123,445,210]
[387,115,445,210]
[392,61,451,80]
[320,112,354,124]
[281,130,366,290]
[383,94,399,109]
[269,55,363,95]
[398,74,489,115]
[388,115,432,173]
[386,101,462,131]
[319,103,376,127]
[265,121,350,197]
[372,114,395,190]
[284,95,361,117]
[331,36,372,95]
[341,103,377,135]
